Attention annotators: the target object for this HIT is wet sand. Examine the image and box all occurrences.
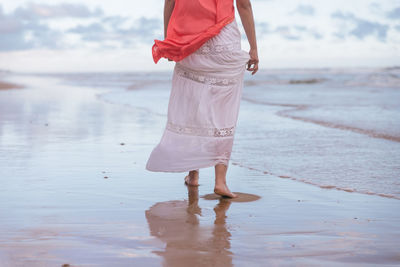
[0,73,399,266]
[0,81,23,90]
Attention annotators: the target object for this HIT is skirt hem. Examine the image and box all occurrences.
[145,160,229,173]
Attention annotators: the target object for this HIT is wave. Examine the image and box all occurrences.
[231,162,400,200]
[276,107,400,143]
[383,66,400,71]
[244,68,400,88]
[288,78,327,84]
[241,96,400,143]
[244,78,327,86]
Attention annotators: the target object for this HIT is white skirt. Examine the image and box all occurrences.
[146,19,250,172]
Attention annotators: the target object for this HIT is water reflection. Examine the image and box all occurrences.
[145,186,233,267]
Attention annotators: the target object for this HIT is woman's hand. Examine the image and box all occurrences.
[247,48,259,75]
[236,0,258,75]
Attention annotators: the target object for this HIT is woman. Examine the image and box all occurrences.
[146,0,259,198]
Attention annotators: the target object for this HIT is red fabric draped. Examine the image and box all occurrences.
[152,0,235,63]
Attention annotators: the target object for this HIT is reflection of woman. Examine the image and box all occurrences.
[145,185,233,266]
[146,0,258,198]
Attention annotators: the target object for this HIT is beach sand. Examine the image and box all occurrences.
[0,81,23,90]
[0,72,399,267]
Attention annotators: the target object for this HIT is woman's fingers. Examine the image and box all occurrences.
[251,64,258,75]
[247,61,256,68]
[246,59,259,74]
[248,64,258,75]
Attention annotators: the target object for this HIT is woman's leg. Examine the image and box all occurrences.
[214,164,237,198]
[184,169,199,186]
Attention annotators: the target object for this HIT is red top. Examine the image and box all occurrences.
[152,0,235,63]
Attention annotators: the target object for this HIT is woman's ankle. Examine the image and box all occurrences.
[214,180,226,187]
[189,170,199,179]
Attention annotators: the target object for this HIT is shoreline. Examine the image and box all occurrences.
[93,73,400,201]
[0,72,399,266]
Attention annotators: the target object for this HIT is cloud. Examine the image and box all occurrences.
[386,7,400,20]
[331,11,389,41]
[369,2,382,14]
[293,25,323,39]
[0,5,63,51]
[255,21,269,35]
[13,3,103,20]
[255,21,322,41]
[0,3,161,51]
[369,2,380,9]
[0,3,103,51]
[274,26,301,40]
[292,4,315,16]
[68,16,161,47]
[68,23,105,41]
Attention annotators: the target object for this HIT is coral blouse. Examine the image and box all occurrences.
[152,0,235,63]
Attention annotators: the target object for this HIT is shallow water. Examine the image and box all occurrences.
[53,67,400,200]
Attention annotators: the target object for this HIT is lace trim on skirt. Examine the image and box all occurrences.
[174,63,241,86]
[166,121,235,137]
[194,42,241,55]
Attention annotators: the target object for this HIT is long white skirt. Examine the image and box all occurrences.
[146,19,250,172]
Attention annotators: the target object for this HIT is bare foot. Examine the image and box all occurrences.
[214,184,237,198]
[184,171,199,186]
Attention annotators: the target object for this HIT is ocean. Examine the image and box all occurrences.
[47,67,400,200]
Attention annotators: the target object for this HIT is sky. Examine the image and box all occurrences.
[0,0,399,72]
